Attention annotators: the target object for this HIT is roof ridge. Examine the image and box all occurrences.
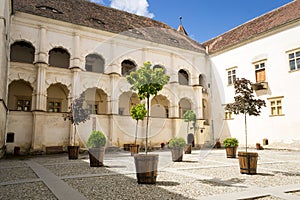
[203,0,300,53]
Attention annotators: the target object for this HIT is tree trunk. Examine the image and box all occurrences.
[135,120,138,145]
[145,97,150,154]
[245,114,248,152]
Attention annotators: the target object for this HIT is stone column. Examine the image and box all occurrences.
[36,26,48,64]
[34,63,47,111]
[70,33,82,69]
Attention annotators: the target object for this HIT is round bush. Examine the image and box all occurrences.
[86,131,106,148]
[168,137,186,148]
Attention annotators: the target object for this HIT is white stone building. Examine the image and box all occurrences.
[204,0,300,150]
[0,0,211,155]
[1,0,300,157]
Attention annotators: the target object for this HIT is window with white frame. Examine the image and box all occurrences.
[254,60,266,82]
[225,111,233,120]
[288,50,300,71]
[227,68,236,85]
[268,97,284,116]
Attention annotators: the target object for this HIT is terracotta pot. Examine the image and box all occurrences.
[171,147,184,162]
[88,147,105,167]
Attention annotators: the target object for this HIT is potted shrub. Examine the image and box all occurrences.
[183,110,196,154]
[86,130,106,167]
[63,93,90,159]
[168,137,186,162]
[225,78,266,174]
[127,61,169,184]
[129,103,147,156]
[223,138,239,158]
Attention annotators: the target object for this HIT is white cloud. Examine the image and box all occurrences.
[89,0,105,5]
[110,0,154,18]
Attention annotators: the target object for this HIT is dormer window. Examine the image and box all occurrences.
[36,5,62,14]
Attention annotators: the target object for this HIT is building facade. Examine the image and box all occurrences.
[1,0,300,156]
[204,0,300,149]
[1,0,212,155]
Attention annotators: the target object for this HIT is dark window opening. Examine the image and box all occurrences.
[178,69,189,85]
[10,41,35,63]
[49,48,70,68]
[121,60,136,76]
[6,133,14,143]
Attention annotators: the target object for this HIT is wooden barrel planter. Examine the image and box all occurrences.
[130,144,139,156]
[134,154,158,184]
[67,146,79,159]
[238,152,258,175]
[88,148,105,167]
[225,147,237,158]
[185,144,192,154]
[171,147,184,162]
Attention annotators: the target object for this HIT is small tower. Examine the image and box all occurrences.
[177,16,188,36]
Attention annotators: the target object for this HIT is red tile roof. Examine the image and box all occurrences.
[202,0,300,54]
[13,0,204,53]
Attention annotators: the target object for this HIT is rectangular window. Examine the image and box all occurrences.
[48,101,61,112]
[88,104,98,114]
[268,97,284,116]
[16,99,31,111]
[225,111,233,120]
[227,68,236,85]
[288,50,300,71]
[254,61,266,82]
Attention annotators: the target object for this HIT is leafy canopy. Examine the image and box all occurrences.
[183,110,196,122]
[86,130,106,148]
[126,61,170,100]
[168,137,186,148]
[225,78,266,116]
[130,103,147,121]
[63,93,90,126]
[223,138,239,147]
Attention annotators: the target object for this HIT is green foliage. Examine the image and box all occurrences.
[126,61,170,100]
[130,104,147,121]
[225,78,266,116]
[223,138,239,147]
[86,130,106,148]
[183,110,196,122]
[126,61,170,154]
[63,93,90,126]
[168,137,186,148]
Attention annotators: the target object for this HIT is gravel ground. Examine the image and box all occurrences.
[0,182,57,200]
[0,149,299,200]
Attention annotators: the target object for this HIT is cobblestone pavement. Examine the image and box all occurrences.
[0,148,300,200]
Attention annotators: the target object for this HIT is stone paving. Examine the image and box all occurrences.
[0,148,300,200]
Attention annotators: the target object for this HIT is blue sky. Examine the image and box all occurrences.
[90,0,293,43]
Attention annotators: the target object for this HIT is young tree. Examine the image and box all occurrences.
[225,78,266,152]
[63,93,90,146]
[130,103,147,145]
[127,61,170,154]
[183,110,196,134]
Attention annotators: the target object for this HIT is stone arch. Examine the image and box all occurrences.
[47,83,69,112]
[121,59,137,76]
[178,98,192,118]
[10,40,35,64]
[8,80,33,111]
[151,94,170,118]
[199,74,207,88]
[153,64,166,73]
[48,47,70,68]
[85,53,105,73]
[118,92,139,115]
[178,69,189,85]
[83,88,108,114]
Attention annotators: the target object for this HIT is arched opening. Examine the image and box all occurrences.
[119,92,139,115]
[199,74,207,87]
[85,54,105,73]
[178,98,192,118]
[8,80,33,111]
[121,59,136,76]
[151,95,169,118]
[178,69,189,85]
[47,83,69,112]
[10,41,35,63]
[84,88,107,114]
[153,64,166,73]
[49,47,70,68]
